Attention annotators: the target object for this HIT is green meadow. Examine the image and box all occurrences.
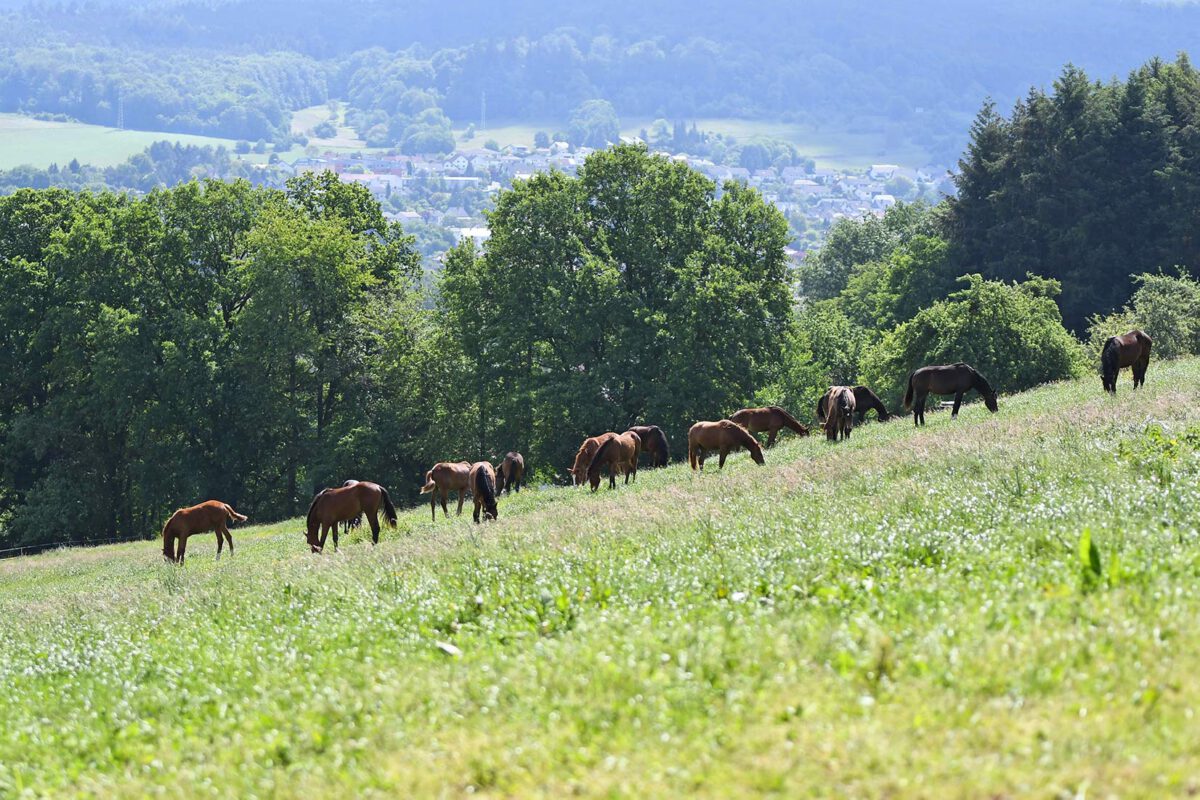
[0,114,241,170]
[2,361,1200,796]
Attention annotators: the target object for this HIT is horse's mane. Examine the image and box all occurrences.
[588,435,620,481]
[769,405,807,432]
[305,490,326,531]
[853,386,888,417]
[968,366,994,396]
[727,420,763,457]
[1101,336,1121,377]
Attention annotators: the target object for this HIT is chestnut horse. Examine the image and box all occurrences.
[496,451,525,493]
[730,406,810,447]
[904,363,998,426]
[627,425,670,467]
[305,480,397,553]
[688,420,765,471]
[816,386,891,423]
[1101,329,1152,395]
[468,461,499,522]
[420,461,472,521]
[161,500,247,563]
[586,431,641,491]
[823,386,856,442]
[570,432,617,486]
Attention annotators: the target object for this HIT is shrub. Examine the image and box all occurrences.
[1087,271,1200,362]
[860,273,1086,406]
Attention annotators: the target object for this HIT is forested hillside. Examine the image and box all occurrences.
[2,0,1199,158]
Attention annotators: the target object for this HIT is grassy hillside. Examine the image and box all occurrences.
[0,114,242,170]
[2,361,1200,796]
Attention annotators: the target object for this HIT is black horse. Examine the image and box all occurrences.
[1101,330,1152,395]
[816,385,892,424]
[903,363,998,426]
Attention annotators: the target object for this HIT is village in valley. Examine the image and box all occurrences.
[277,136,952,266]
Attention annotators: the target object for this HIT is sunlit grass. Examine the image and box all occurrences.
[2,361,1200,796]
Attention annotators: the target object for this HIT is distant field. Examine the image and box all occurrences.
[291,102,366,149]
[3,361,1200,795]
[0,114,241,170]
[453,116,937,169]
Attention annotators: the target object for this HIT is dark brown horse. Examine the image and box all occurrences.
[627,425,670,467]
[688,420,765,470]
[305,480,397,553]
[816,386,891,423]
[823,386,856,441]
[730,406,810,447]
[569,432,617,486]
[468,461,499,522]
[420,461,472,521]
[161,500,247,563]
[587,431,641,491]
[903,363,998,426]
[496,451,525,493]
[1102,330,1152,395]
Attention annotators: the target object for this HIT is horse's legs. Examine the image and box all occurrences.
[332,524,339,552]
[473,498,481,524]
[318,524,330,551]
[366,510,380,544]
[455,490,464,516]
[609,466,616,490]
[430,491,437,522]
[766,428,777,448]
[176,534,188,564]
[718,448,728,469]
[914,390,927,426]
[951,391,964,419]
[441,487,451,518]
[224,528,234,557]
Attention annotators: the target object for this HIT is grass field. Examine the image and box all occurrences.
[3,362,1200,796]
[0,114,242,170]
[454,116,938,169]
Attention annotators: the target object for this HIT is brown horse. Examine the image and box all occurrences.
[688,420,765,470]
[161,500,247,563]
[496,451,525,493]
[569,432,617,486]
[305,480,397,553]
[823,386,856,441]
[627,425,670,467]
[730,406,810,447]
[420,461,472,521]
[816,386,891,423]
[1102,329,1152,395]
[468,461,499,522]
[587,431,641,491]
[903,363,998,426]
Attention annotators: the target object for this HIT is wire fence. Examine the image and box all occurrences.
[0,536,143,561]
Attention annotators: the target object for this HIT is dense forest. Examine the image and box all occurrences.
[2,0,1199,157]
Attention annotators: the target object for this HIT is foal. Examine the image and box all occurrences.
[161,500,247,563]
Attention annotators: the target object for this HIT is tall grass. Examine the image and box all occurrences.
[2,361,1199,796]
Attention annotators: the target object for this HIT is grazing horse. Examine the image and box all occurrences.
[817,386,891,423]
[569,432,617,486]
[1101,329,1152,395]
[305,480,397,553]
[904,363,998,426]
[587,431,641,491]
[823,386,856,442]
[468,461,499,522]
[627,425,670,467]
[161,500,247,563]
[420,461,472,521]
[730,406,810,447]
[496,451,525,494]
[687,420,765,471]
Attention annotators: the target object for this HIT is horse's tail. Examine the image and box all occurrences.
[589,436,618,483]
[419,470,436,494]
[380,487,398,527]
[224,504,247,523]
[903,372,916,410]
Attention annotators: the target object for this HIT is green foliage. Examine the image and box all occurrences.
[568,100,620,148]
[947,57,1200,330]
[1086,271,1200,362]
[1117,422,1200,486]
[437,144,792,475]
[860,273,1086,406]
